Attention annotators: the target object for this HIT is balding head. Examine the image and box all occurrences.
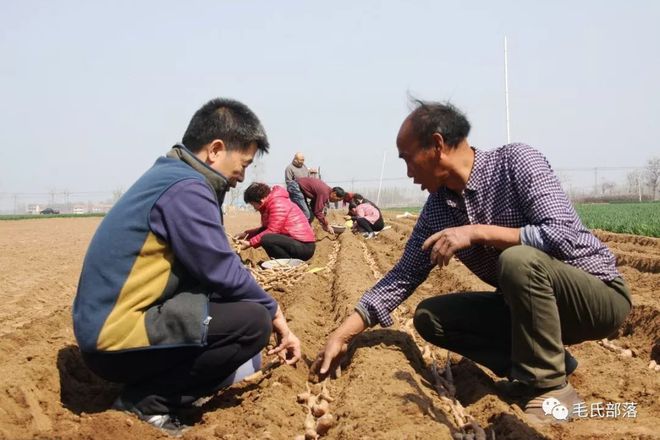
[293,152,305,167]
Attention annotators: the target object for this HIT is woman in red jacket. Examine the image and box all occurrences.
[237,182,316,260]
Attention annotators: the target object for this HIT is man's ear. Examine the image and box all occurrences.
[431,132,446,161]
[207,139,227,162]
[431,132,445,151]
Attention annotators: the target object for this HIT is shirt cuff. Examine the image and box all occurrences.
[520,225,548,251]
[354,304,373,327]
[356,295,394,328]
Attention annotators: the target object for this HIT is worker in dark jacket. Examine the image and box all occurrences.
[73,98,301,435]
[295,177,344,233]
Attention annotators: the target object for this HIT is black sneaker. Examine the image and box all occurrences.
[112,396,189,437]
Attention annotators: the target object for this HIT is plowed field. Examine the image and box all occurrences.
[0,212,658,439]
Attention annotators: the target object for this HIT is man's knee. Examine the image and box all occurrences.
[498,245,535,272]
[413,298,447,344]
[242,303,273,349]
[497,245,547,292]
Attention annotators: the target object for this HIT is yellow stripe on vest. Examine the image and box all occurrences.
[96,232,173,350]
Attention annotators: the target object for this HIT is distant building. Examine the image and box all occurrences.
[26,204,41,214]
[91,203,113,214]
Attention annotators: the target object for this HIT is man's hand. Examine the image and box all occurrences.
[269,306,301,365]
[311,332,349,378]
[311,312,366,378]
[237,239,251,250]
[422,225,474,267]
[323,224,335,236]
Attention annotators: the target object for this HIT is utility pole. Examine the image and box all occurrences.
[376,151,386,206]
[504,36,511,143]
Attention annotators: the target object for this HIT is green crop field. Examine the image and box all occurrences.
[574,202,660,237]
[385,206,422,214]
[385,203,660,238]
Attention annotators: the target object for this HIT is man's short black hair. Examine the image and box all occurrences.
[183,98,270,154]
[243,182,271,204]
[408,98,471,148]
[331,187,346,198]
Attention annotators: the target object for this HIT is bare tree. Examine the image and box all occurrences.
[49,188,56,207]
[626,169,642,193]
[64,189,71,213]
[644,157,660,200]
[250,156,266,182]
[626,169,644,201]
[227,183,243,208]
[600,181,615,196]
[112,187,124,203]
[557,172,573,199]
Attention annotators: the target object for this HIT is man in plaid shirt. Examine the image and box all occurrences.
[313,99,632,423]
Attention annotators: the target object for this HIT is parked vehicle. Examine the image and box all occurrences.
[40,208,60,215]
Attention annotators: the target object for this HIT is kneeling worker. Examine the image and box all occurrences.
[238,182,317,261]
[351,194,384,239]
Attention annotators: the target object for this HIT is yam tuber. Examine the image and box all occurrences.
[311,399,329,417]
[315,413,335,435]
[319,380,334,402]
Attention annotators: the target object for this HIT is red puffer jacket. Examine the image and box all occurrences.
[247,185,316,247]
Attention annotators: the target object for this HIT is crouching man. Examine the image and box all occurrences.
[312,99,631,424]
[73,98,301,435]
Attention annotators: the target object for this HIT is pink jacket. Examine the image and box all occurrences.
[356,203,380,224]
[247,185,316,247]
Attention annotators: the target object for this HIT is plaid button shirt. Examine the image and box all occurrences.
[357,143,620,327]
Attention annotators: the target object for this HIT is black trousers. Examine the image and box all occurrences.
[355,216,384,233]
[82,301,272,415]
[261,233,315,261]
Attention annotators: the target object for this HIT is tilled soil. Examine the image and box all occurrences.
[0,213,658,440]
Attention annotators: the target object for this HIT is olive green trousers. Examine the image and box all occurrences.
[413,245,632,388]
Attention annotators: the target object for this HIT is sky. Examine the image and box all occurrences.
[1,0,659,208]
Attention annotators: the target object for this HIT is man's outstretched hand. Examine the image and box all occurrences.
[310,312,367,380]
[310,333,348,380]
